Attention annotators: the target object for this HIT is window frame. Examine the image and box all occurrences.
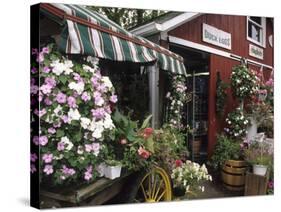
[246,16,266,48]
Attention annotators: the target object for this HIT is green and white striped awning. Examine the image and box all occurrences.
[40,3,187,76]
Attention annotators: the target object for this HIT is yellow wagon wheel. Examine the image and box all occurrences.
[134,166,172,203]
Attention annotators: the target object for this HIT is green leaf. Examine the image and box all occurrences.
[74,131,82,142]
[56,129,64,138]
[145,137,154,153]
[112,109,123,123]
[59,76,68,85]
[141,114,152,129]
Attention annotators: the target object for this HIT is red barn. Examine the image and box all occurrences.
[131,13,274,160]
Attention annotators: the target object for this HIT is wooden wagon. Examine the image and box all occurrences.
[40,166,172,208]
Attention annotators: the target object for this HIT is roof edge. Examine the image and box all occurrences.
[130,12,202,36]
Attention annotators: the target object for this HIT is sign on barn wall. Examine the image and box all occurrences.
[249,44,264,60]
[202,23,232,50]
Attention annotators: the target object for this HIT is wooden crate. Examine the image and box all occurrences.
[244,171,269,196]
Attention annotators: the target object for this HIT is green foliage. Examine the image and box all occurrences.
[105,159,122,167]
[216,73,228,117]
[243,138,273,166]
[208,134,241,170]
[112,109,138,142]
[111,110,154,171]
[153,125,188,172]
[88,6,167,29]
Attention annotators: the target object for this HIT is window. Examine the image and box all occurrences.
[247,16,266,47]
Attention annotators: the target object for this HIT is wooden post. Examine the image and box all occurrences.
[148,63,160,129]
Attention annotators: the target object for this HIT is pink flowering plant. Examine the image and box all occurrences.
[31,44,118,185]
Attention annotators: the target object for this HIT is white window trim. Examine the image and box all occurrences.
[246,16,266,48]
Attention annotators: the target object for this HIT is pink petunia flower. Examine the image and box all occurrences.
[57,141,65,151]
[48,127,56,134]
[43,66,50,73]
[56,92,67,104]
[43,165,54,175]
[42,153,53,163]
[40,84,52,95]
[81,92,91,102]
[67,96,77,108]
[39,136,48,146]
[44,97,52,106]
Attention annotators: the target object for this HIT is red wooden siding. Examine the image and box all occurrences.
[169,14,273,66]
[167,14,273,156]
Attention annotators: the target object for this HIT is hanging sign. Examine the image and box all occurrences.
[249,44,264,60]
[202,23,232,50]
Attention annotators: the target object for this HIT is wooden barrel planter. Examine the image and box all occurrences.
[221,160,247,191]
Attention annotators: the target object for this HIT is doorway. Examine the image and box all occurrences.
[170,44,210,163]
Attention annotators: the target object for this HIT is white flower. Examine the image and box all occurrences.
[83,64,96,73]
[61,136,73,151]
[54,105,62,117]
[68,108,81,121]
[80,117,91,129]
[101,76,113,89]
[77,145,84,155]
[201,186,205,192]
[68,81,85,95]
[166,92,171,98]
[103,114,115,129]
[53,154,64,160]
[90,120,104,139]
[51,60,65,75]
[86,56,99,67]
[63,60,73,75]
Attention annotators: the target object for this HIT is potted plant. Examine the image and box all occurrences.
[208,134,247,191]
[171,160,212,198]
[243,133,273,176]
[31,44,119,186]
[230,64,259,103]
[104,160,123,180]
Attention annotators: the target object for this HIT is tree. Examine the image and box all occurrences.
[88,6,167,29]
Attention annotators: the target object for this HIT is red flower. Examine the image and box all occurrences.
[143,128,154,139]
[138,147,150,159]
[175,159,183,167]
[144,128,154,135]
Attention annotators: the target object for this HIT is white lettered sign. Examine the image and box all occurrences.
[249,44,264,60]
[202,23,231,50]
